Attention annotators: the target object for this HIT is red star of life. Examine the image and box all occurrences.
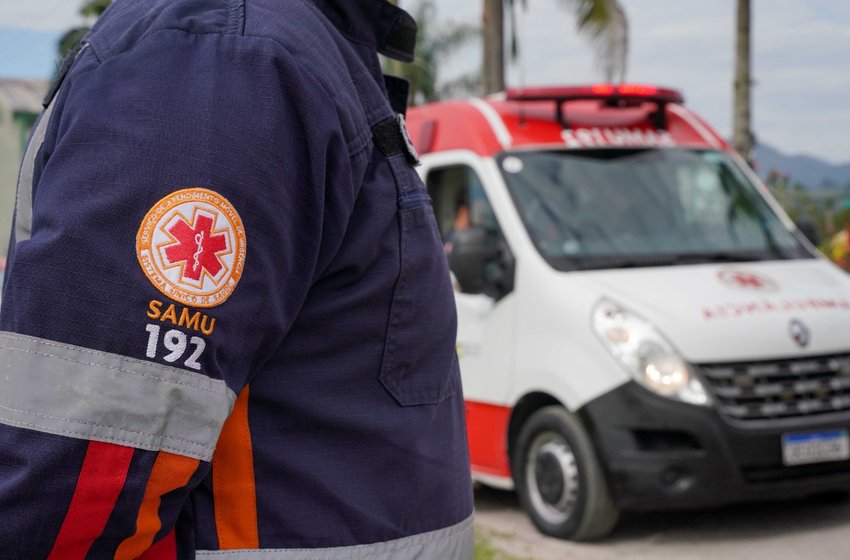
[730,272,763,287]
[718,269,777,291]
[163,213,229,282]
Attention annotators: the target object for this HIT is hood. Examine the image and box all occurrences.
[578,258,850,363]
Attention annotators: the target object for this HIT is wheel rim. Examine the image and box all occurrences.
[525,431,580,525]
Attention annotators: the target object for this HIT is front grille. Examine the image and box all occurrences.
[699,354,850,422]
[743,460,850,483]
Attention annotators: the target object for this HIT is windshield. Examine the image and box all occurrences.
[498,149,812,271]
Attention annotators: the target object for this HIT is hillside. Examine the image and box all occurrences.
[754,143,850,191]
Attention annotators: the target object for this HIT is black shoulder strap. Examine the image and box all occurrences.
[43,42,86,108]
[372,115,420,166]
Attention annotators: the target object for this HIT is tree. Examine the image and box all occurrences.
[482,0,629,94]
[58,0,112,58]
[482,0,506,95]
[732,0,754,163]
[385,0,479,106]
[765,169,835,252]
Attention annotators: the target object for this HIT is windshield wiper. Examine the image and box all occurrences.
[668,251,770,264]
[561,251,784,271]
[565,254,684,270]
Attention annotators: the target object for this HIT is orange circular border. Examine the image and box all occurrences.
[136,188,246,308]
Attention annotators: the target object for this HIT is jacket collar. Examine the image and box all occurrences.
[310,0,417,63]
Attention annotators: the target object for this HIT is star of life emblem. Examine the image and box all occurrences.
[717,269,778,291]
[137,188,246,308]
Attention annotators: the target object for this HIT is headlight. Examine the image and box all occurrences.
[592,299,711,406]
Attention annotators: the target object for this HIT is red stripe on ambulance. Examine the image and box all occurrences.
[465,401,513,479]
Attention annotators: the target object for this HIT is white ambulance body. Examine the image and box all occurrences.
[406,85,850,540]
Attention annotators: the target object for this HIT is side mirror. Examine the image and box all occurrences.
[448,227,499,294]
[796,219,820,247]
[448,227,515,299]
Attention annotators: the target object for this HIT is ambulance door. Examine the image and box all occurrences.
[421,154,516,404]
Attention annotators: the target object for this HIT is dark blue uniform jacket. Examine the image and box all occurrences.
[0,0,473,557]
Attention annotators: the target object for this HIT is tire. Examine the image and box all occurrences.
[512,406,619,541]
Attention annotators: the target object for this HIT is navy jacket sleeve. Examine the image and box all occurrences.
[0,23,363,557]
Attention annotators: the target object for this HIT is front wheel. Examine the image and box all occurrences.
[512,406,619,541]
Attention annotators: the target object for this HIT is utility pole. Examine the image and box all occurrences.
[733,0,754,164]
[482,0,505,94]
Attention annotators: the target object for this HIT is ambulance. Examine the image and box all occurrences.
[405,84,850,540]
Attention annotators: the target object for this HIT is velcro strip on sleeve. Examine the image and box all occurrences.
[0,331,235,461]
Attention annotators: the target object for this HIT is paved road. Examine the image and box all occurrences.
[474,486,850,559]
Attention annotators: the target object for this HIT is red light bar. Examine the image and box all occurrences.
[590,83,615,96]
[618,84,657,96]
[506,84,684,104]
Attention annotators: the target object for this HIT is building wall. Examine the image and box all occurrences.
[0,79,47,261]
[0,100,22,258]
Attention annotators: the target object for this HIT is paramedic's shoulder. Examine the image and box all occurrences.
[240,0,372,158]
[83,0,369,160]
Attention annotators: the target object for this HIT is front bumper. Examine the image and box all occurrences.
[580,381,850,511]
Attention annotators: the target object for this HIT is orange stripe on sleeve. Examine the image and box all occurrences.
[212,385,259,548]
[114,452,199,560]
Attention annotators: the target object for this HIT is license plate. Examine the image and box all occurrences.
[782,429,850,466]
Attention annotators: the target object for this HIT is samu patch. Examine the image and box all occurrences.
[137,188,246,308]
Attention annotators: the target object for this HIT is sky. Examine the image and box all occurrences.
[1,0,849,165]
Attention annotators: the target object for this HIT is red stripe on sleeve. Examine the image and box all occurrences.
[47,441,135,560]
[137,528,177,560]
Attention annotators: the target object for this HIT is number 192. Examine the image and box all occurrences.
[145,324,205,371]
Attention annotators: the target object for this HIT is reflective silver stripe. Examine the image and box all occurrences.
[14,95,56,243]
[196,514,474,559]
[0,332,235,460]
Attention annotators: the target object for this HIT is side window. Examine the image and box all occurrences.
[425,165,513,299]
[426,166,466,240]
[426,166,500,241]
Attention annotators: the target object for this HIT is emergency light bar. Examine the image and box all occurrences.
[504,84,684,130]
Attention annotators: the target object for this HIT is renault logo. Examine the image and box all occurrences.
[789,319,810,348]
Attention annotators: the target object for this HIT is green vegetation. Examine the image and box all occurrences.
[475,528,535,560]
[483,0,628,94]
[58,0,112,58]
[766,171,849,245]
[386,0,479,106]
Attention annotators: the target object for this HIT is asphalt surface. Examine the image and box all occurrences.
[474,485,850,559]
